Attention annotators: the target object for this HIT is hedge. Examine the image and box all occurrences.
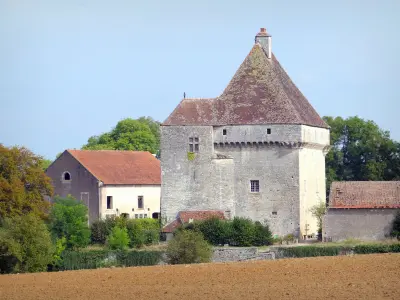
[57,250,162,270]
[354,244,400,254]
[277,246,343,258]
[276,243,400,258]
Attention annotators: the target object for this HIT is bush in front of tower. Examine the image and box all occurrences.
[175,217,273,247]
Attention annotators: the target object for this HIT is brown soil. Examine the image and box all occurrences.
[0,254,399,300]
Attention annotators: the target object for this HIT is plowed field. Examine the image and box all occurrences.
[0,254,399,300]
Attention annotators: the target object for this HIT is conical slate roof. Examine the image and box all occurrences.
[163,35,327,128]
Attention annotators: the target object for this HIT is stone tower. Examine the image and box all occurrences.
[161,28,330,238]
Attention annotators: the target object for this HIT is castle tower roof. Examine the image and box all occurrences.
[163,28,328,128]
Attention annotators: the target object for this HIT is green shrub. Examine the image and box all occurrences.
[278,246,342,258]
[59,250,161,270]
[166,230,212,264]
[0,214,54,273]
[52,237,67,268]
[353,244,392,254]
[107,227,129,250]
[90,220,108,244]
[126,220,145,248]
[197,217,232,246]
[389,243,400,252]
[126,219,160,248]
[283,234,296,244]
[230,217,255,247]
[48,195,90,249]
[253,221,273,246]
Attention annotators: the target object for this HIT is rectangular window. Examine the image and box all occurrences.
[144,214,147,218]
[139,214,143,219]
[267,128,271,134]
[223,129,227,135]
[107,196,113,209]
[250,180,260,193]
[135,214,138,219]
[138,196,144,209]
[189,137,199,152]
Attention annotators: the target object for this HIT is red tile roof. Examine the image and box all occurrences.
[329,181,400,209]
[162,210,225,233]
[67,150,160,185]
[163,41,327,128]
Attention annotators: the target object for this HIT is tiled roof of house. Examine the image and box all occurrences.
[163,30,327,128]
[179,210,225,223]
[162,210,225,233]
[329,181,400,209]
[67,150,160,185]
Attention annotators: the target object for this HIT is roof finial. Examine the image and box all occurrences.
[183,92,186,99]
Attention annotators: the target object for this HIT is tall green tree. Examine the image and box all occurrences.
[0,214,54,273]
[40,159,52,171]
[0,144,53,220]
[82,117,160,154]
[324,116,400,197]
[48,195,90,249]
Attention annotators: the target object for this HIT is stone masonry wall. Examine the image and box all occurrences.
[323,208,398,241]
[161,124,329,238]
[212,247,275,262]
[161,125,235,224]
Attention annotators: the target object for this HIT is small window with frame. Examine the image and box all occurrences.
[138,196,144,209]
[189,137,199,152]
[250,180,260,193]
[107,196,113,209]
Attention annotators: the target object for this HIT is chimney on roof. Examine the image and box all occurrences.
[255,28,272,59]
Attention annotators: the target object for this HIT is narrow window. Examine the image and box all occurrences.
[63,172,71,181]
[223,129,227,135]
[267,128,271,134]
[138,196,144,209]
[144,214,147,218]
[189,137,199,152]
[135,214,138,219]
[250,180,260,192]
[107,196,113,209]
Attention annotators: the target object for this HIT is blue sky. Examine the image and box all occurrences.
[1,0,399,159]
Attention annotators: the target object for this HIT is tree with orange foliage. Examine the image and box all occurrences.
[0,144,53,219]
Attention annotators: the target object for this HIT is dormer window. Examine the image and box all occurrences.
[63,172,71,181]
[189,137,199,152]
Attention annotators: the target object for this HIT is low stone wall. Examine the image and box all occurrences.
[212,247,275,262]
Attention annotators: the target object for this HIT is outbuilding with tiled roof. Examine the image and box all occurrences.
[323,181,400,242]
[46,150,161,224]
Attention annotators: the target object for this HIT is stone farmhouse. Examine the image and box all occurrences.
[323,181,400,241]
[161,28,330,239]
[46,150,161,224]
